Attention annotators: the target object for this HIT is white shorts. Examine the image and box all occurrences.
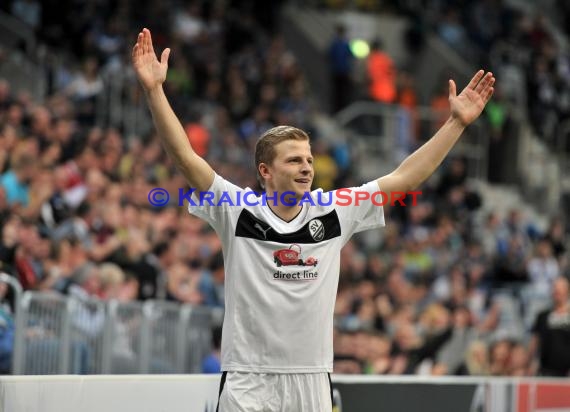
[216,371,333,412]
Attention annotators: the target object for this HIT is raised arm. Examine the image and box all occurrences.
[377,70,495,194]
[132,28,214,192]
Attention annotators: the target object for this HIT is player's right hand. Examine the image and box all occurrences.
[132,28,171,93]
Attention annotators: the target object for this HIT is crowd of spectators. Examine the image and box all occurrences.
[325,0,569,183]
[0,0,569,377]
[396,0,570,153]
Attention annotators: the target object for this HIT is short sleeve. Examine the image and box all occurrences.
[187,174,245,232]
[331,180,385,244]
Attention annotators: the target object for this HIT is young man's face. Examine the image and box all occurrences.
[262,139,313,199]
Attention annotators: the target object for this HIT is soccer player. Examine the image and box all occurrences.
[132,28,495,411]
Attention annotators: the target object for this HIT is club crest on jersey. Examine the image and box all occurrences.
[309,219,325,241]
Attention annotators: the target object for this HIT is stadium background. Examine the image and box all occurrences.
[0,0,569,411]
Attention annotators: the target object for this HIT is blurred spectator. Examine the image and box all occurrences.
[485,89,511,183]
[67,261,105,339]
[494,234,529,285]
[469,0,507,60]
[201,326,222,373]
[402,229,433,278]
[396,71,418,111]
[14,219,43,290]
[544,218,567,266]
[312,140,338,192]
[0,216,19,276]
[65,56,104,126]
[333,332,363,374]
[149,241,176,301]
[364,333,392,374]
[92,17,125,65]
[98,262,126,300]
[185,115,211,158]
[238,105,273,148]
[0,281,14,374]
[166,262,203,305]
[527,238,560,296]
[436,156,467,199]
[430,78,451,130]
[328,24,354,113]
[40,167,74,230]
[200,250,225,309]
[66,261,101,298]
[367,38,397,104]
[530,276,570,376]
[456,340,490,376]
[390,304,452,375]
[437,8,467,53]
[433,306,478,375]
[1,153,35,208]
[508,342,532,376]
[114,229,159,301]
[488,338,513,376]
[171,1,205,45]
[29,106,52,150]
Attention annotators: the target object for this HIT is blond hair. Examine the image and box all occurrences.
[254,126,309,188]
[99,262,125,289]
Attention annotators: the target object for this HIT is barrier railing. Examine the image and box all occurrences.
[335,101,488,181]
[0,280,217,375]
[96,66,154,138]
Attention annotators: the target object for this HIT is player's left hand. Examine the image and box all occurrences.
[449,70,495,127]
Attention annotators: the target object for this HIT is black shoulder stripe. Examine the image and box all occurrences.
[235,209,341,243]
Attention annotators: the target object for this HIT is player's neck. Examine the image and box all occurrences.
[267,202,303,223]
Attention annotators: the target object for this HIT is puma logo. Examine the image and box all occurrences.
[254,223,271,239]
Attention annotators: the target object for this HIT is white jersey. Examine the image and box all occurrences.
[188,174,385,373]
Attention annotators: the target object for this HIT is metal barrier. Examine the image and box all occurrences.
[96,67,154,138]
[6,288,217,375]
[69,294,107,374]
[103,299,145,374]
[17,291,73,374]
[185,305,214,373]
[335,101,488,181]
[141,300,183,374]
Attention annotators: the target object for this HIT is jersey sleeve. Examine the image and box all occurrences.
[331,180,385,244]
[186,173,244,232]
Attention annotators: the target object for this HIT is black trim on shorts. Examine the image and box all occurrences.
[328,373,333,409]
[215,371,227,412]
